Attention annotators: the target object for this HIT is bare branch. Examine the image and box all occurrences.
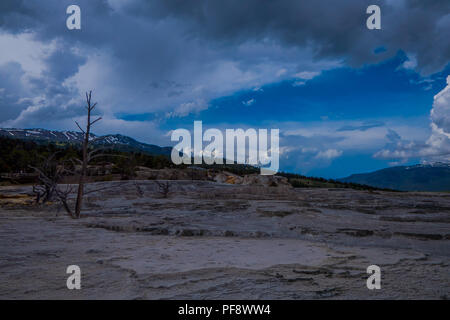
[73,90,103,218]
[90,116,102,126]
[69,157,83,165]
[88,146,108,157]
[155,180,171,198]
[29,153,64,205]
[54,185,74,218]
[135,181,144,197]
[88,153,111,161]
[75,121,86,134]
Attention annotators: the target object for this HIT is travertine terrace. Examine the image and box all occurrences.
[0,180,449,299]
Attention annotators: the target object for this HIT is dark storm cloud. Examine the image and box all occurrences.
[42,48,87,82]
[1,0,449,75]
[0,33,88,125]
[0,62,31,122]
[0,0,449,128]
[125,0,450,75]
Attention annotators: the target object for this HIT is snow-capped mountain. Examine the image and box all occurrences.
[338,163,450,192]
[405,162,450,169]
[0,128,172,156]
[0,128,86,142]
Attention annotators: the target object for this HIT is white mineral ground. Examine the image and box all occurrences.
[0,180,449,299]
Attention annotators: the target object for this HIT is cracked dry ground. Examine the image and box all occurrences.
[0,180,449,299]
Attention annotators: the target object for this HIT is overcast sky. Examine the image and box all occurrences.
[1,0,449,177]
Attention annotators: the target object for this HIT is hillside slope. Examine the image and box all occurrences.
[0,128,172,156]
[338,163,450,192]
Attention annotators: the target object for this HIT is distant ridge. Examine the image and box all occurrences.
[338,163,450,192]
[0,128,172,156]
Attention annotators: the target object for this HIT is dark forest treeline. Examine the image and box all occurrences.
[0,136,259,176]
[0,136,175,173]
[0,136,262,176]
[0,136,395,191]
[277,171,398,192]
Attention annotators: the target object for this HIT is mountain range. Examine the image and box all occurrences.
[338,163,450,192]
[0,128,172,156]
[1,128,449,192]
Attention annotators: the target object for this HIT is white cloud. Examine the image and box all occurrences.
[400,53,417,70]
[0,33,54,78]
[374,75,450,162]
[61,39,337,119]
[430,76,450,138]
[291,71,320,87]
[242,98,255,106]
[168,99,208,117]
[315,149,342,160]
[294,71,320,80]
[0,12,340,128]
[283,120,418,151]
[276,118,430,173]
[276,68,287,77]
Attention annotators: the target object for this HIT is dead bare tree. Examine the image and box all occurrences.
[134,181,144,197]
[72,91,103,218]
[69,91,131,217]
[33,91,103,218]
[54,184,76,216]
[29,154,77,217]
[155,180,171,198]
[30,152,62,204]
[29,91,131,218]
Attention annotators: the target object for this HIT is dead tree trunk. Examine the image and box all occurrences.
[30,152,61,204]
[155,180,171,198]
[74,91,102,218]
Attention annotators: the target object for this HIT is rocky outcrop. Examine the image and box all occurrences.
[135,167,209,181]
[242,174,290,187]
[212,171,243,184]
[213,172,290,187]
[134,166,290,187]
